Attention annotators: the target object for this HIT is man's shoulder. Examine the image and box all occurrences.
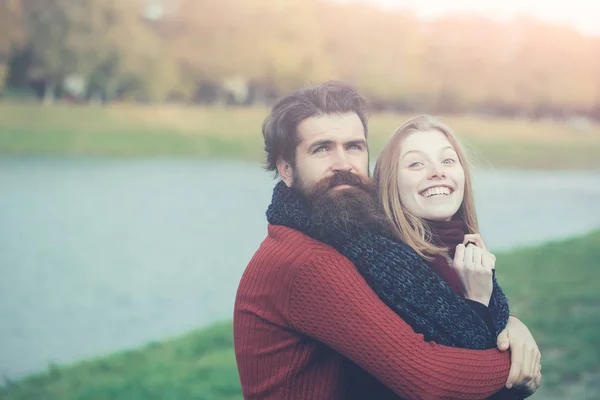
[246,224,349,275]
[268,224,344,259]
[268,224,332,247]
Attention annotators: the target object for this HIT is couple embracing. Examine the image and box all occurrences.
[234,81,542,400]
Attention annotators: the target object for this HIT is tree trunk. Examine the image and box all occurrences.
[43,80,55,105]
[0,63,8,95]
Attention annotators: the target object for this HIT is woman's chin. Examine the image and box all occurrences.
[425,215,453,222]
[417,209,456,222]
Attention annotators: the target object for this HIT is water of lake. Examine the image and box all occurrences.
[1,156,599,381]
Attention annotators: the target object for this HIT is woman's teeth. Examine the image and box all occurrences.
[421,186,451,198]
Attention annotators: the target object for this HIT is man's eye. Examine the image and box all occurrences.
[314,146,328,153]
[348,144,362,150]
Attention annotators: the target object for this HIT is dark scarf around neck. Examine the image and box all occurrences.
[428,219,468,295]
[428,219,467,258]
[267,181,510,350]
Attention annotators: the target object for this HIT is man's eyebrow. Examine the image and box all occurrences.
[307,139,334,152]
[307,138,367,152]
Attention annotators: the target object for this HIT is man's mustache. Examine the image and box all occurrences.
[326,171,366,188]
[308,171,372,198]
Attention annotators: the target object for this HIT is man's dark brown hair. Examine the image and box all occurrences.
[262,81,369,175]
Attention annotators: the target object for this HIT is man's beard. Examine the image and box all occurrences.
[294,171,392,239]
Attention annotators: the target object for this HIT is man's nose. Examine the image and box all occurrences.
[331,149,353,172]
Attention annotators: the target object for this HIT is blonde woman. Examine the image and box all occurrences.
[372,114,542,395]
[374,114,495,307]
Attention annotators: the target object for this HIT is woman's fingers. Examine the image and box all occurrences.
[513,343,539,389]
[482,252,496,270]
[527,345,537,381]
[464,243,475,268]
[454,243,465,268]
[461,235,495,271]
[463,233,488,251]
[473,246,483,269]
[535,349,542,388]
[533,348,542,381]
[453,243,493,305]
[517,342,533,387]
[506,341,524,388]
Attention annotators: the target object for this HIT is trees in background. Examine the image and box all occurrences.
[1,0,599,119]
[17,0,178,103]
[0,0,24,92]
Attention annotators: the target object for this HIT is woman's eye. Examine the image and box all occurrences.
[409,162,423,168]
[443,158,455,164]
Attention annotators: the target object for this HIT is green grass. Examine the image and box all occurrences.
[0,322,241,400]
[1,230,599,399]
[1,102,600,169]
[496,230,600,398]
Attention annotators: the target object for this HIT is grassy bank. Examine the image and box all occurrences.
[0,322,240,400]
[1,102,600,169]
[2,230,599,400]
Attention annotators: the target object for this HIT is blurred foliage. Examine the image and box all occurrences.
[1,230,599,399]
[0,0,599,118]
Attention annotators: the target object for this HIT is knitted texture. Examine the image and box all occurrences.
[428,219,469,294]
[267,181,510,349]
[234,224,512,399]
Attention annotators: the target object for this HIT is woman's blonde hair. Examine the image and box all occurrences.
[373,114,479,260]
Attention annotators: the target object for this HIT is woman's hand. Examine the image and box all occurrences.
[497,316,542,394]
[462,233,490,251]
[452,243,494,305]
[463,233,497,268]
[463,233,496,269]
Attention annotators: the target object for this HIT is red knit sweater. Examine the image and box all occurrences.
[233,225,511,399]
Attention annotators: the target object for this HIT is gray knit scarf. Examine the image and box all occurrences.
[267,180,510,349]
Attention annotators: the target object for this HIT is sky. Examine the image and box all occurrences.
[333,0,600,37]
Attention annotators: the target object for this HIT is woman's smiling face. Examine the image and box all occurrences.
[397,129,465,221]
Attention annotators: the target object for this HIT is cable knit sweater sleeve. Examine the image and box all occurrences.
[288,251,511,400]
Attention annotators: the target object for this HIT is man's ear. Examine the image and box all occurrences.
[276,158,293,187]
